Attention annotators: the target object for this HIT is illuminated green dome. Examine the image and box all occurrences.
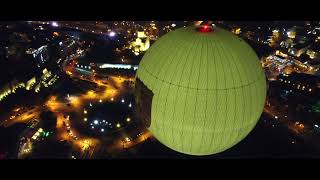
[136,26,267,155]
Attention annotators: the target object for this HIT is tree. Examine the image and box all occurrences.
[39,111,57,134]
[311,101,320,113]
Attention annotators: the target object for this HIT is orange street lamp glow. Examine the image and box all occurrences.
[86,90,96,98]
[125,137,131,142]
[69,96,81,107]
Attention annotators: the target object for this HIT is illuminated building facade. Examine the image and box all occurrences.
[129,31,150,56]
[0,68,59,102]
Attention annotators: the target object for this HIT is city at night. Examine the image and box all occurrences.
[1,21,320,159]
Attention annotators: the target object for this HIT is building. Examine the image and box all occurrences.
[129,31,150,56]
[277,72,319,94]
[135,25,267,155]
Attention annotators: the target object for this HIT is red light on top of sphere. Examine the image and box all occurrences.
[197,24,213,33]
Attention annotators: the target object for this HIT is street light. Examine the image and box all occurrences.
[109,31,116,37]
[116,123,121,128]
[51,22,58,27]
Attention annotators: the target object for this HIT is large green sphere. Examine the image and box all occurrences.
[136,26,267,155]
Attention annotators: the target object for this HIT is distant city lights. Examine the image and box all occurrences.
[8,20,320,159]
